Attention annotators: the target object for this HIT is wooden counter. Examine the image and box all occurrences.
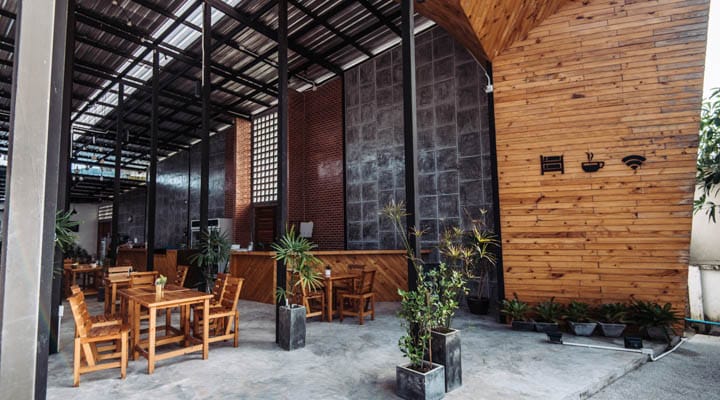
[229,250,410,304]
[117,248,147,271]
[116,248,181,282]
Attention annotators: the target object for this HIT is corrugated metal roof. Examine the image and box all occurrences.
[0,0,434,202]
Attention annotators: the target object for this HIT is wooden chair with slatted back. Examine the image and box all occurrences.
[300,280,325,320]
[339,269,376,325]
[174,265,190,287]
[68,293,129,387]
[107,265,133,277]
[194,277,245,347]
[129,271,159,287]
[69,285,121,351]
[333,264,365,306]
[192,273,228,334]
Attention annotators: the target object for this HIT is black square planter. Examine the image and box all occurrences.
[278,305,306,351]
[396,362,445,400]
[429,328,462,392]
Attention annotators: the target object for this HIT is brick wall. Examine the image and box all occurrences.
[287,78,345,249]
[228,118,252,246]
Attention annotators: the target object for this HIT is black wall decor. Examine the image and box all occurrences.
[540,155,564,175]
[622,155,646,170]
[581,152,605,173]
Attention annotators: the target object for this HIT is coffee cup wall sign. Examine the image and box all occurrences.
[581,152,605,173]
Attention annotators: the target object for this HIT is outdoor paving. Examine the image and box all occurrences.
[48,299,668,399]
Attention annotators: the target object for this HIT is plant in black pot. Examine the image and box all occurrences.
[596,303,628,337]
[384,202,445,400]
[272,225,322,351]
[565,301,597,336]
[533,298,564,333]
[501,294,534,331]
[629,300,679,343]
[189,229,231,293]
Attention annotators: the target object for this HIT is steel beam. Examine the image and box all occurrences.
[401,0,419,291]
[199,1,211,236]
[146,50,158,270]
[111,82,123,264]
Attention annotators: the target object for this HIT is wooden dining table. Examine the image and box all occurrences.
[118,285,213,374]
[64,264,103,297]
[323,273,359,322]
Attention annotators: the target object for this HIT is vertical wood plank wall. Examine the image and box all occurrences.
[492,0,709,310]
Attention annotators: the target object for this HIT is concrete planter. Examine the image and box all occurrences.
[598,322,626,337]
[429,328,462,392]
[568,321,597,336]
[511,320,535,331]
[278,305,306,351]
[646,326,670,342]
[396,362,445,400]
[534,321,559,333]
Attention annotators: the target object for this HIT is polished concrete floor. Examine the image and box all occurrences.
[48,298,665,399]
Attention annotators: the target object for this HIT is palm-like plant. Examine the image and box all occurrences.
[272,225,322,306]
[695,88,720,222]
[55,210,78,252]
[189,229,231,292]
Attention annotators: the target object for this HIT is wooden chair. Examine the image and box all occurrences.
[339,269,376,325]
[192,273,228,334]
[193,277,245,347]
[174,265,190,287]
[68,293,128,387]
[129,271,159,287]
[333,264,365,306]
[300,281,325,320]
[107,265,133,277]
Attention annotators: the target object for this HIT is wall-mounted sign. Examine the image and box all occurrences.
[622,155,646,170]
[540,155,564,175]
[581,152,605,173]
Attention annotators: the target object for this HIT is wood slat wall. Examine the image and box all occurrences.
[492,0,709,311]
[229,250,409,304]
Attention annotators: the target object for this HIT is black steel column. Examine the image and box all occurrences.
[199,0,211,236]
[111,82,124,264]
[0,0,70,397]
[485,61,505,321]
[275,0,289,343]
[146,50,159,270]
[50,0,75,355]
[401,0,420,290]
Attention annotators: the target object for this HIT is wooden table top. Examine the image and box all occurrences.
[323,273,360,281]
[65,264,103,273]
[130,290,213,308]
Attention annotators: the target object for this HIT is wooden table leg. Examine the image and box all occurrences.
[148,306,156,374]
[326,280,333,322]
[110,284,118,317]
[182,304,190,347]
[132,301,140,361]
[104,281,110,315]
[202,299,209,360]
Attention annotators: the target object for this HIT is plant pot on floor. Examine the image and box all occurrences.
[429,328,462,392]
[568,321,597,336]
[396,362,445,400]
[278,304,306,351]
[534,321,560,333]
[646,326,671,342]
[598,322,626,338]
[466,296,490,315]
[511,320,535,331]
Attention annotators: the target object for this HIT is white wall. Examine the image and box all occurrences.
[71,203,98,258]
[690,187,720,265]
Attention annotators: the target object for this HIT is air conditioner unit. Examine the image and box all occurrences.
[190,218,232,248]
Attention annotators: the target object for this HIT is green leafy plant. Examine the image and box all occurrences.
[55,210,78,253]
[629,300,679,341]
[189,229,231,292]
[383,201,436,372]
[534,297,565,323]
[271,225,322,306]
[565,301,592,322]
[425,262,466,329]
[155,275,167,287]
[596,303,628,324]
[695,88,720,223]
[501,293,531,322]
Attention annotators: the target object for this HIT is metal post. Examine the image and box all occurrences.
[401,0,420,291]
[199,0,211,236]
[0,0,70,398]
[485,61,505,321]
[111,82,123,264]
[146,50,159,271]
[275,0,289,343]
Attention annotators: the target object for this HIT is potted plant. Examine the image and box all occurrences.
[501,294,534,331]
[154,275,167,299]
[533,298,564,333]
[629,300,679,342]
[457,210,499,315]
[596,303,628,337]
[272,225,322,351]
[565,301,596,336]
[189,229,231,292]
[384,203,445,400]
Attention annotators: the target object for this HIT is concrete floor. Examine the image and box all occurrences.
[48,299,667,399]
[590,334,720,400]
